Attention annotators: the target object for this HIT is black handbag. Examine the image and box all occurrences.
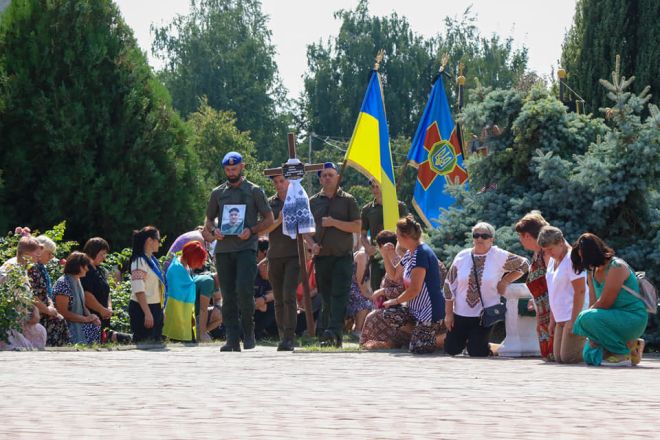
[471,253,506,328]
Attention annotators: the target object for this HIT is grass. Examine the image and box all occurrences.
[42,334,366,352]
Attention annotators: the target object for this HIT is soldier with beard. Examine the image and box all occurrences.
[205,152,274,352]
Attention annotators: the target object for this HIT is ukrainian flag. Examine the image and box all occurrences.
[163,256,196,341]
[345,70,398,231]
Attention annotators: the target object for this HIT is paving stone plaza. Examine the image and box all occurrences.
[2,346,659,439]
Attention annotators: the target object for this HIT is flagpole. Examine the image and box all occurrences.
[456,63,466,157]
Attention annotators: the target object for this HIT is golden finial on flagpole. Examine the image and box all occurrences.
[374,49,385,70]
[439,53,449,73]
[457,62,465,86]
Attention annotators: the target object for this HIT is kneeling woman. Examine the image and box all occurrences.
[381,216,446,354]
[53,252,102,344]
[571,233,648,366]
[444,222,529,357]
[537,226,587,364]
[163,241,208,342]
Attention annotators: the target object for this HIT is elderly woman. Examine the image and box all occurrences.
[53,252,102,344]
[129,226,165,343]
[0,235,47,349]
[27,235,70,346]
[163,241,208,342]
[380,215,447,354]
[444,222,529,357]
[571,233,648,366]
[538,226,587,363]
[515,211,554,360]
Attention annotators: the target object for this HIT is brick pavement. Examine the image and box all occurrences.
[1,346,659,439]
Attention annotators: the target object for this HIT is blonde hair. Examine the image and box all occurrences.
[17,236,41,257]
[35,235,57,254]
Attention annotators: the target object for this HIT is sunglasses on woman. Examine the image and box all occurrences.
[472,233,493,240]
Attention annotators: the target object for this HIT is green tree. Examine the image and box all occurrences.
[428,60,659,288]
[302,1,528,144]
[152,0,291,163]
[186,98,272,195]
[0,0,204,247]
[561,0,660,114]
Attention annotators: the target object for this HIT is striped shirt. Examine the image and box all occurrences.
[402,243,445,323]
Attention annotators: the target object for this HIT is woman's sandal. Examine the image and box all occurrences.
[630,338,645,366]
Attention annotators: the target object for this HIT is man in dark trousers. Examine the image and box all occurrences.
[205,151,274,351]
[263,174,300,351]
[360,179,408,292]
[307,162,361,347]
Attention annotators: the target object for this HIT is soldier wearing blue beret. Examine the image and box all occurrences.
[205,151,274,351]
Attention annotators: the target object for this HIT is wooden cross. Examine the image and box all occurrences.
[264,133,325,337]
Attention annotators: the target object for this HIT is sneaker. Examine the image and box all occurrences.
[630,338,645,366]
[601,354,632,367]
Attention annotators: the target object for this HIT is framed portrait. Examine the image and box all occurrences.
[220,204,246,235]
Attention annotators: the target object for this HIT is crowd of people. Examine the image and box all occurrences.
[0,151,651,366]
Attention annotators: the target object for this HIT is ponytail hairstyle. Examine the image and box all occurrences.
[130,226,160,264]
[396,215,422,241]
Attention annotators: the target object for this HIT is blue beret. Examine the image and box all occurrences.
[317,162,338,177]
[222,151,243,166]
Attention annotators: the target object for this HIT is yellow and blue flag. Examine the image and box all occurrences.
[344,70,398,231]
[407,75,468,228]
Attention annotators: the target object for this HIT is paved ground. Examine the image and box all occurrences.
[1,345,659,439]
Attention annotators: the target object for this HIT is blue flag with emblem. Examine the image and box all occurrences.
[407,75,468,228]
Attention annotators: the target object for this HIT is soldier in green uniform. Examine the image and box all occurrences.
[360,179,408,292]
[306,162,361,347]
[263,174,299,351]
[205,152,274,352]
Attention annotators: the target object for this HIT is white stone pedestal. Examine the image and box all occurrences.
[498,283,541,357]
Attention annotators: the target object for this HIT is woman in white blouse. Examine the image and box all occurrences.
[444,222,529,357]
[129,226,166,343]
[537,226,586,363]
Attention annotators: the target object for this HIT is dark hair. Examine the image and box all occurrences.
[63,251,91,275]
[83,237,110,259]
[515,211,549,239]
[229,208,239,213]
[375,230,397,247]
[571,232,615,273]
[396,215,422,240]
[131,226,160,263]
[257,237,269,253]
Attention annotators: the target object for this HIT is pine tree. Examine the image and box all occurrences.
[429,57,659,289]
[561,0,660,114]
[0,0,204,247]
